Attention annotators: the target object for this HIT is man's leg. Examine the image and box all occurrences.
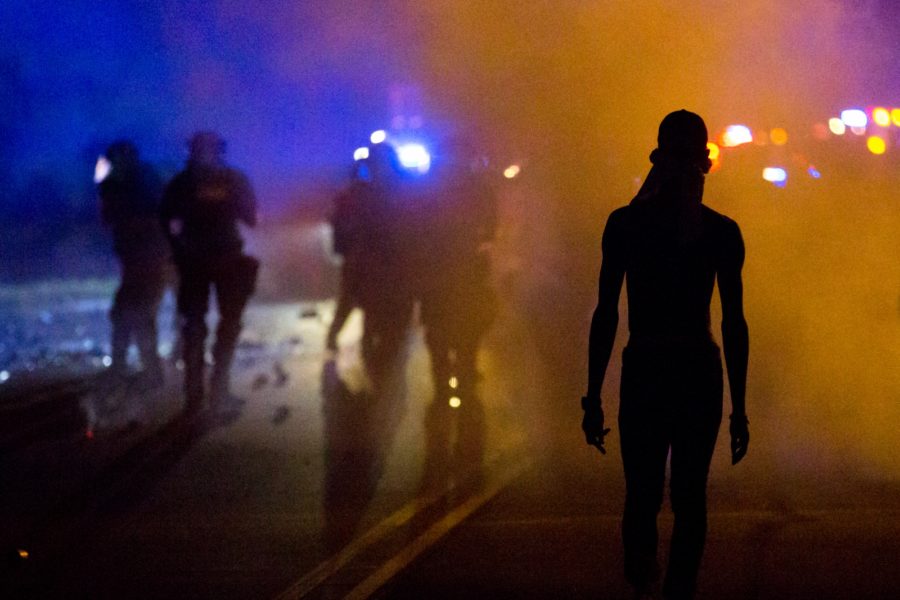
[664,352,723,600]
[619,347,671,593]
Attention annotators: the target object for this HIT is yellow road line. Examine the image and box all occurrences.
[274,440,526,600]
[273,492,446,600]
[344,455,532,600]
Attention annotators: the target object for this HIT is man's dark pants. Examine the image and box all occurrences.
[618,342,723,599]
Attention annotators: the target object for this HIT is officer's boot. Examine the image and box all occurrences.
[109,313,131,378]
[210,319,240,408]
[135,317,164,388]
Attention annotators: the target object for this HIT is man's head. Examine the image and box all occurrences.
[651,110,712,174]
[188,131,226,168]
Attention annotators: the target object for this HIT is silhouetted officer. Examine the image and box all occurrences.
[417,146,498,486]
[161,131,259,414]
[351,143,414,391]
[326,160,370,353]
[584,110,750,600]
[97,140,168,381]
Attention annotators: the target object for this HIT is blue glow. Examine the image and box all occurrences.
[807,167,821,179]
[840,109,868,128]
[396,143,431,174]
[370,130,387,144]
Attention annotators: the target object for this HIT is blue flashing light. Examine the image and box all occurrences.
[807,167,821,179]
[396,143,431,174]
[370,130,387,144]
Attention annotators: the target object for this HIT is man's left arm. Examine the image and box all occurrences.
[718,220,749,464]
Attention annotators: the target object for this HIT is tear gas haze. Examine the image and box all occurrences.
[2,0,899,482]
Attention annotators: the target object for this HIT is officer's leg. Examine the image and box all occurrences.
[363,295,411,394]
[619,347,670,592]
[453,335,485,480]
[422,327,453,490]
[210,256,258,404]
[109,259,140,372]
[178,264,210,412]
[133,262,167,380]
[326,264,356,352]
[664,354,723,600]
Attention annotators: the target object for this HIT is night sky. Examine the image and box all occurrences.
[2,0,898,217]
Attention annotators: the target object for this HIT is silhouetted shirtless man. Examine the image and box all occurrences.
[583,110,750,600]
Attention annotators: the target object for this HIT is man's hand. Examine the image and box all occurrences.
[729,414,749,465]
[581,396,611,455]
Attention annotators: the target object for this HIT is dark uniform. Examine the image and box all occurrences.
[417,163,498,485]
[326,166,370,352]
[97,141,168,379]
[160,132,259,413]
[357,169,414,391]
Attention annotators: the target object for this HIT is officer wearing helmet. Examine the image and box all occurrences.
[416,138,498,489]
[161,131,259,414]
[97,139,168,382]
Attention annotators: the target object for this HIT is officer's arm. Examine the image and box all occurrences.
[236,173,258,228]
[586,211,626,408]
[159,178,178,233]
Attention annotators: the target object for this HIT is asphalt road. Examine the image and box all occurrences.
[2,301,899,599]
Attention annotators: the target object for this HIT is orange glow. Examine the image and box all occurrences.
[866,136,886,155]
[872,107,890,127]
[503,164,521,179]
[706,142,720,161]
[449,396,461,408]
[18,549,29,559]
[770,127,788,145]
[892,108,900,127]
[449,376,459,389]
[812,123,829,140]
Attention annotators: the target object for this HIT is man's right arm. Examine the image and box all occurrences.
[583,210,626,453]
[586,210,626,405]
[718,219,750,464]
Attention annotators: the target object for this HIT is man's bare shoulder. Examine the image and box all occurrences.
[606,205,632,228]
[702,204,741,236]
[702,205,744,265]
